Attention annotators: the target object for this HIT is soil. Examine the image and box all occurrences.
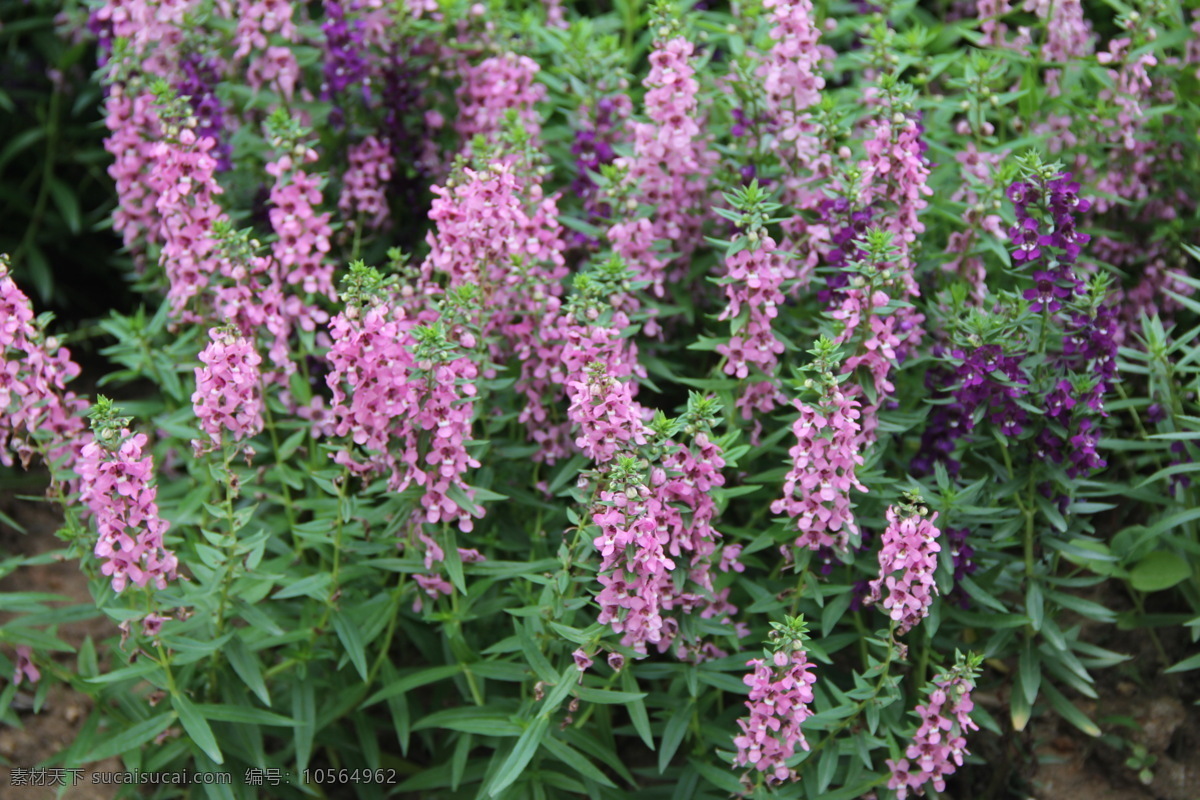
[1,488,120,800]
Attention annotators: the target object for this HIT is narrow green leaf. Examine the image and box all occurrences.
[541,736,617,788]
[1019,640,1041,705]
[226,634,270,707]
[1164,651,1200,674]
[658,703,692,773]
[574,687,648,705]
[1042,682,1100,737]
[360,664,461,708]
[413,706,522,737]
[272,573,331,600]
[490,715,550,796]
[172,693,223,764]
[191,704,295,726]
[333,610,369,682]
[83,712,175,762]
[294,681,315,773]
[443,528,467,596]
[620,669,654,751]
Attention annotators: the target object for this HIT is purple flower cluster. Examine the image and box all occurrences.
[911,345,1030,475]
[570,97,626,217]
[177,54,231,171]
[1007,173,1091,267]
[322,0,369,100]
[815,197,873,307]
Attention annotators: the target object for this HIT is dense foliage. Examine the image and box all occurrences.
[2,0,1200,798]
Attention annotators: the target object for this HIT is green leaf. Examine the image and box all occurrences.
[1129,551,1192,593]
[443,528,467,596]
[541,736,617,788]
[658,703,691,773]
[574,687,648,705]
[413,707,522,737]
[294,681,316,773]
[689,758,744,793]
[620,669,654,751]
[1042,682,1100,737]
[360,664,462,708]
[1019,640,1041,705]
[272,573,332,600]
[226,634,270,707]
[332,610,369,682]
[490,715,550,796]
[1026,583,1044,631]
[172,693,223,764]
[83,712,175,762]
[191,704,296,726]
[1164,651,1200,674]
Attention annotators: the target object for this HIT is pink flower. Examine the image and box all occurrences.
[0,259,88,477]
[567,362,648,465]
[770,388,867,552]
[267,151,335,299]
[147,127,228,320]
[733,647,817,783]
[77,430,179,594]
[888,666,979,799]
[454,53,545,147]
[716,235,794,417]
[572,649,593,672]
[192,327,265,455]
[867,505,942,635]
[13,646,39,687]
[608,35,714,297]
[339,136,393,232]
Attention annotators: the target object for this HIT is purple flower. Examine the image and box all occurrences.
[322,0,369,98]
[1024,270,1071,312]
[1009,217,1042,262]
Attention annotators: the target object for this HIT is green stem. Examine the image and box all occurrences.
[206,449,241,700]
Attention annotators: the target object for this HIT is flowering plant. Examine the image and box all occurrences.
[2,0,1200,798]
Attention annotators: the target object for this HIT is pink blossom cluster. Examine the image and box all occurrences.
[651,435,744,661]
[716,235,793,418]
[423,161,566,296]
[858,116,932,290]
[1026,0,1093,94]
[833,282,903,447]
[887,668,980,799]
[771,387,867,552]
[454,53,545,147]
[148,127,228,320]
[0,261,88,474]
[423,159,568,457]
[867,506,942,635]
[233,0,298,60]
[77,430,179,593]
[567,362,649,465]
[518,306,641,464]
[267,149,336,299]
[592,481,676,653]
[192,327,265,456]
[325,303,483,532]
[758,0,825,164]
[103,87,163,260]
[609,35,713,297]
[92,0,193,78]
[339,136,394,232]
[733,647,818,784]
[247,46,303,103]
